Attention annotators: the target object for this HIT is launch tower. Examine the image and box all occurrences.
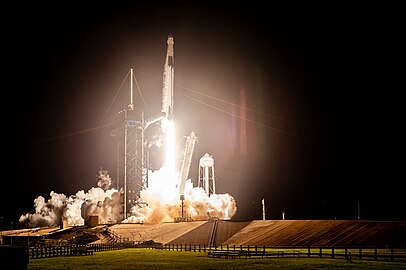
[110,70,146,219]
[111,35,174,220]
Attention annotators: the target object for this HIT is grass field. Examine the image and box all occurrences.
[27,248,406,270]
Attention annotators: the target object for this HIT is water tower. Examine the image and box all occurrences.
[198,153,216,195]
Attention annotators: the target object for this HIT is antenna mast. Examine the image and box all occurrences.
[129,68,134,110]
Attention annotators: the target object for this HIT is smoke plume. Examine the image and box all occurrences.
[96,169,112,190]
[19,171,122,227]
[122,168,237,223]
[20,150,237,227]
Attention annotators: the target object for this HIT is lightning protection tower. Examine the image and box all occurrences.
[110,69,146,220]
[198,153,216,196]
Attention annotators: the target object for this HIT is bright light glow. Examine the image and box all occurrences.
[162,118,177,187]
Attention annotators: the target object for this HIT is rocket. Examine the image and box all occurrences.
[162,34,174,121]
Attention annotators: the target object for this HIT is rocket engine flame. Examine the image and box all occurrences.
[162,119,177,181]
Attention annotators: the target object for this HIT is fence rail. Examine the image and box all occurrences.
[28,242,133,259]
[154,244,406,262]
[27,242,406,262]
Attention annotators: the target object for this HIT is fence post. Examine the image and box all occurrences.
[308,247,310,257]
[391,248,394,262]
[332,248,334,259]
[374,248,377,260]
[319,247,322,258]
[359,248,362,260]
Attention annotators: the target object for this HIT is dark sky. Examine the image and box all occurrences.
[3,3,404,229]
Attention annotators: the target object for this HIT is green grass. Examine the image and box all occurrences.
[28,248,406,270]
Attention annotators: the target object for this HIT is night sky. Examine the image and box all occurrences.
[3,3,404,229]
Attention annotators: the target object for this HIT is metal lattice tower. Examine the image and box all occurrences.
[179,131,198,195]
[110,108,146,219]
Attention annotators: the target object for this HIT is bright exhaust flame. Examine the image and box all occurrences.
[162,118,177,187]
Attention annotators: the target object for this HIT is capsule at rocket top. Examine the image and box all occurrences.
[162,34,174,121]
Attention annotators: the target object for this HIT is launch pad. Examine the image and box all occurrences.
[109,35,221,221]
[18,35,235,229]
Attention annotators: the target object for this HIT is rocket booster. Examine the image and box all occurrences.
[162,34,174,121]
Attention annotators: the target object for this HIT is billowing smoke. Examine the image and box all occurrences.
[148,134,164,148]
[122,167,237,223]
[20,141,237,227]
[96,169,111,190]
[20,167,237,227]
[19,170,122,227]
[18,191,67,227]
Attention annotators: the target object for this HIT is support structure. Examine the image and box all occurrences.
[110,107,145,219]
[111,35,174,220]
[198,153,216,196]
[178,131,198,221]
[179,131,198,195]
[110,110,164,219]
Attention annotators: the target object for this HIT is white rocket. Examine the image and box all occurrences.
[162,34,174,121]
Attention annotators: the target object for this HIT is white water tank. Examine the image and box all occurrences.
[198,153,216,195]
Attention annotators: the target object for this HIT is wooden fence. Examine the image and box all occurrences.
[154,244,406,262]
[27,242,406,262]
[29,242,133,259]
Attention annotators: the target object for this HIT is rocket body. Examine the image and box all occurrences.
[162,35,174,121]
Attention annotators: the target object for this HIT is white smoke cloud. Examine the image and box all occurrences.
[20,147,238,228]
[20,166,238,227]
[96,169,112,190]
[19,191,67,227]
[19,171,122,227]
[148,134,164,148]
[122,168,237,223]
